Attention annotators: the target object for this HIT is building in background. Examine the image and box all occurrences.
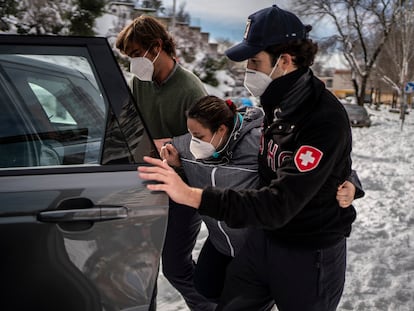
[319,69,395,106]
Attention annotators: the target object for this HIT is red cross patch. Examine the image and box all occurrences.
[294,145,323,172]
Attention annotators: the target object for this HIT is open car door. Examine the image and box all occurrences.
[0,35,168,311]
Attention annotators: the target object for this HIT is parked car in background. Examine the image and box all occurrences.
[338,96,357,105]
[0,35,168,311]
[343,103,372,127]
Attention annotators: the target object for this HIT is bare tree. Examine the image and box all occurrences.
[176,2,190,24]
[292,0,401,106]
[375,1,414,110]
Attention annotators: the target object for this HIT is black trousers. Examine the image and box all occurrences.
[194,237,233,301]
[161,199,216,311]
[217,230,347,311]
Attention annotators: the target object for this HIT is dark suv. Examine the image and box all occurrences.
[0,35,168,310]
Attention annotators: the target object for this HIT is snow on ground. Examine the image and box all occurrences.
[339,106,414,311]
[157,106,414,310]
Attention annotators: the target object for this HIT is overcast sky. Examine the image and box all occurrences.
[162,0,335,42]
[163,0,291,42]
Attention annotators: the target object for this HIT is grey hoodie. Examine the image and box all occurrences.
[172,106,264,257]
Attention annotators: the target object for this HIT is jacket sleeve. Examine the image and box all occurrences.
[198,117,351,230]
[171,134,191,181]
[347,169,365,199]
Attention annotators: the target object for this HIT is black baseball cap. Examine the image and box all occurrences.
[226,5,311,62]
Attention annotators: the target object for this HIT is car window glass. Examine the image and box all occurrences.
[0,41,159,170]
[0,54,106,167]
[29,83,76,125]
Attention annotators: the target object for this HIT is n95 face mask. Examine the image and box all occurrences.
[244,69,273,97]
[189,136,216,159]
[130,48,160,82]
[243,55,282,97]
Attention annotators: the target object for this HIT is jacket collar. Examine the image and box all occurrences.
[260,68,324,124]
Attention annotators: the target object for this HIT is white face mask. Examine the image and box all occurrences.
[243,55,282,97]
[130,48,160,81]
[189,132,224,159]
[189,136,216,159]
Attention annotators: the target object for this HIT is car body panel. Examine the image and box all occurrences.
[0,35,168,310]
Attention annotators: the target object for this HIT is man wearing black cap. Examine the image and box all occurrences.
[139,5,360,311]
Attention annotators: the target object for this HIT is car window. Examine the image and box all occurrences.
[0,38,160,171]
[29,83,76,125]
[0,54,106,168]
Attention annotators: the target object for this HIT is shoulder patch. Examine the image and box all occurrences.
[294,145,323,172]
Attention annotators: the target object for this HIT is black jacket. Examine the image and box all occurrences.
[198,69,357,249]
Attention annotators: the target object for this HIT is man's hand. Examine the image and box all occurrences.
[138,156,202,209]
[336,180,356,208]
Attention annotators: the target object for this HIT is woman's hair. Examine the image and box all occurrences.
[187,96,237,133]
[116,15,176,57]
[265,38,318,68]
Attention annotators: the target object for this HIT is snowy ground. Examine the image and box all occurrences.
[157,105,414,311]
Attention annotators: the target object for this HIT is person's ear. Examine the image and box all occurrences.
[217,124,228,135]
[279,54,289,66]
[279,54,293,74]
[154,39,163,53]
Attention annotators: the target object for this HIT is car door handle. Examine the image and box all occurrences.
[37,197,128,223]
[38,206,128,223]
